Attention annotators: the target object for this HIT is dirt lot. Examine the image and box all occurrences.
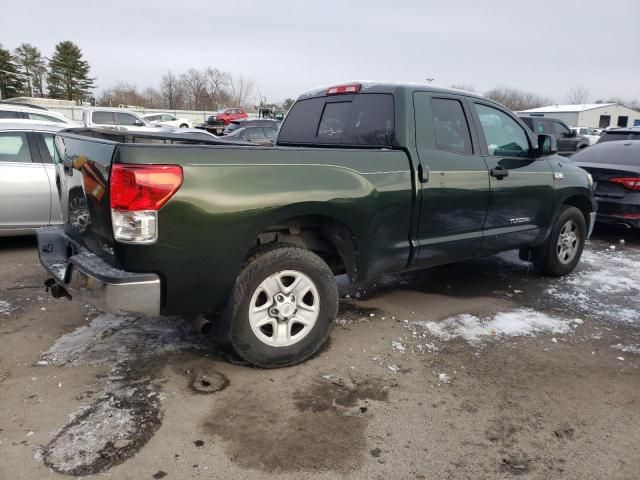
[1,227,638,480]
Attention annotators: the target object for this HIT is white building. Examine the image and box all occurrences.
[519,103,640,129]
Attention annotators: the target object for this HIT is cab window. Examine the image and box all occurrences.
[117,113,139,126]
[92,111,115,125]
[553,121,570,138]
[475,104,531,157]
[430,98,472,154]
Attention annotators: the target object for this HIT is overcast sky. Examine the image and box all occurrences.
[2,0,639,103]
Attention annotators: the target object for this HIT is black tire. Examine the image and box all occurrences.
[533,206,586,277]
[217,243,338,368]
[179,123,189,128]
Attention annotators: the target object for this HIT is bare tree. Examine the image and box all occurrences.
[160,71,183,109]
[98,82,145,107]
[229,74,256,108]
[484,86,552,111]
[205,67,231,109]
[180,68,208,110]
[566,86,590,105]
[141,87,162,108]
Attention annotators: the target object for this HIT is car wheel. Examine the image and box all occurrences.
[179,124,189,128]
[218,243,338,368]
[533,206,586,277]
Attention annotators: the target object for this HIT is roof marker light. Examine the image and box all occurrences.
[326,84,361,95]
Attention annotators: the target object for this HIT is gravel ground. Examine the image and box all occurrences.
[0,226,638,480]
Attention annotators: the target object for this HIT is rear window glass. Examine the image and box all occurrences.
[598,131,640,143]
[278,93,395,147]
[0,110,20,119]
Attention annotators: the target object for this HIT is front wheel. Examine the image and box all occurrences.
[220,244,338,368]
[533,206,586,277]
[179,123,189,128]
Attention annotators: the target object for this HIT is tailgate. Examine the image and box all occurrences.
[54,132,119,266]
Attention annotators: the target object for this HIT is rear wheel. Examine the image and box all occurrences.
[218,244,338,368]
[533,206,586,276]
[179,123,189,128]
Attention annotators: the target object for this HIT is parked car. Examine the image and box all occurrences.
[195,108,250,135]
[223,119,280,136]
[224,125,279,145]
[212,108,248,125]
[571,140,640,229]
[82,108,168,133]
[571,127,600,145]
[0,120,65,236]
[518,115,590,155]
[596,128,640,144]
[0,101,79,126]
[38,82,595,368]
[142,113,192,129]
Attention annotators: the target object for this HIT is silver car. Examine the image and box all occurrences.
[0,120,65,236]
[82,108,171,133]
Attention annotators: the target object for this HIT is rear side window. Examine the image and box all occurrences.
[430,98,472,154]
[278,93,395,147]
[0,132,31,163]
[533,119,552,135]
[28,112,65,124]
[92,111,115,125]
[0,110,20,119]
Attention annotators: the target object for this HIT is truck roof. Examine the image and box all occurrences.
[298,81,484,100]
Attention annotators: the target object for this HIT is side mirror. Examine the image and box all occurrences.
[566,129,577,138]
[133,120,144,126]
[537,134,558,157]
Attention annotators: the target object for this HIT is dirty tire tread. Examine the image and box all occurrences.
[220,243,338,368]
[533,205,586,277]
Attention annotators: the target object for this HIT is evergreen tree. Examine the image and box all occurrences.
[14,43,47,97]
[0,44,25,99]
[47,41,95,100]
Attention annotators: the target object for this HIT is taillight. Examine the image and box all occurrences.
[110,164,183,243]
[326,84,361,95]
[609,177,640,190]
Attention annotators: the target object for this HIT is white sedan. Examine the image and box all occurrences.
[142,113,192,129]
[571,127,600,146]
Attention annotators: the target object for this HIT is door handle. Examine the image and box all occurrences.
[490,166,509,179]
[418,163,430,183]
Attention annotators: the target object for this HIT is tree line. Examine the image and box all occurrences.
[1,40,637,112]
[0,41,94,101]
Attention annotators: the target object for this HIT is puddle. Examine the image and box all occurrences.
[205,375,392,473]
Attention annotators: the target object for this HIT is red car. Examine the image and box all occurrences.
[214,108,248,125]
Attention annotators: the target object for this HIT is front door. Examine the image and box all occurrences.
[412,92,490,268]
[469,101,554,254]
[0,131,52,231]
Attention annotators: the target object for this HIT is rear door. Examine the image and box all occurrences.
[0,131,52,230]
[470,101,554,253]
[412,92,490,267]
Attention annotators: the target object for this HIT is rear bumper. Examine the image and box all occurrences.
[593,196,640,229]
[36,227,161,316]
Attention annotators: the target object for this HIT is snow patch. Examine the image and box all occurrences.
[611,344,640,355]
[416,309,577,345]
[0,300,15,315]
[41,313,205,366]
[391,339,406,352]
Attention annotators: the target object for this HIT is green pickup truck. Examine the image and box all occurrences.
[37,82,596,367]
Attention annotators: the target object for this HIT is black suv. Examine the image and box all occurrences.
[518,115,590,156]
